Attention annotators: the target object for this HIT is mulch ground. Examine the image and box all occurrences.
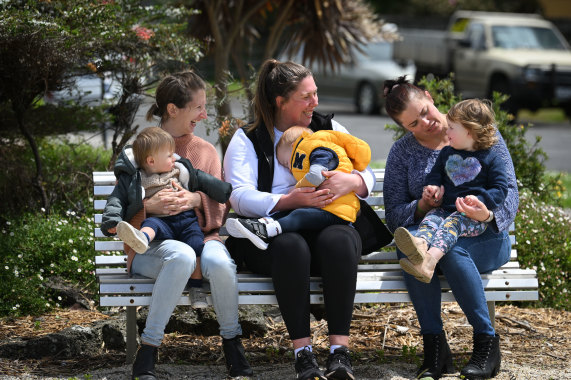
[0,303,569,378]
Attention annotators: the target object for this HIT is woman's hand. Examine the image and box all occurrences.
[456,196,490,222]
[273,187,333,212]
[318,171,364,200]
[145,181,202,216]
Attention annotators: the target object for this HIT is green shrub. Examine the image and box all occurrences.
[515,190,570,310]
[0,209,96,317]
[0,138,111,215]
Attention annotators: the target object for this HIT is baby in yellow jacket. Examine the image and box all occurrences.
[226,126,371,250]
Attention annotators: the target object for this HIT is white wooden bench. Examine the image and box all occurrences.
[93,169,538,363]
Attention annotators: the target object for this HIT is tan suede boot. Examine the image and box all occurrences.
[399,255,438,283]
[394,227,428,264]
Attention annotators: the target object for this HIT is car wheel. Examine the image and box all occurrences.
[489,77,518,117]
[356,82,379,115]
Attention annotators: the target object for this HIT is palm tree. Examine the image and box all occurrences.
[185,0,395,121]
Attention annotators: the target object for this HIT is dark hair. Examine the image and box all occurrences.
[382,75,426,126]
[447,99,498,150]
[251,59,312,140]
[146,71,206,125]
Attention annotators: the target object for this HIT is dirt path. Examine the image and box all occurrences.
[1,304,569,379]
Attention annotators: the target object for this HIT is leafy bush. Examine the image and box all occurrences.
[515,190,570,310]
[0,138,111,215]
[0,209,96,317]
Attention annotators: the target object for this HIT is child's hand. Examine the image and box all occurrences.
[462,195,479,206]
[423,185,444,206]
[108,227,117,234]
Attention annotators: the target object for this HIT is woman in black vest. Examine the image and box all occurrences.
[223,59,377,380]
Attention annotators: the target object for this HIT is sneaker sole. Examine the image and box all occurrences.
[324,369,355,380]
[226,219,269,250]
[394,227,426,264]
[116,221,148,254]
[399,258,432,283]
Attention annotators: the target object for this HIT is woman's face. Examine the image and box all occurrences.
[169,89,207,137]
[397,92,446,139]
[276,76,318,130]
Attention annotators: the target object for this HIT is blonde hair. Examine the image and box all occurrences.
[132,127,175,168]
[447,99,498,150]
[276,126,313,155]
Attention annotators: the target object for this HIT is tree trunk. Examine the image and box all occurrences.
[14,110,50,213]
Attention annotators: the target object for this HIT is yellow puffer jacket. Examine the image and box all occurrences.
[290,130,371,222]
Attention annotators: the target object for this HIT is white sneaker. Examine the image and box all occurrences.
[116,221,148,254]
[189,287,209,309]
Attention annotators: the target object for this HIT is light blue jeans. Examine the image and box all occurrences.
[397,225,511,336]
[131,239,242,346]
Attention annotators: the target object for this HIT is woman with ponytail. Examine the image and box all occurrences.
[223,59,381,380]
[128,71,252,379]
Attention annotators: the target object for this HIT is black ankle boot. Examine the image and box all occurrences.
[416,331,454,379]
[132,344,158,380]
[222,336,253,377]
[461,333,501,379]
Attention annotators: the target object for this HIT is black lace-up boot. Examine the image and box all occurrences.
[131,344,158,380]
[222,336,253,377]
[460,333,501,379]
[416,332,454,379]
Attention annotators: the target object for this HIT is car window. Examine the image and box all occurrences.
[465,23,486,50]
[355,42,393,62]
[492,26,567,50]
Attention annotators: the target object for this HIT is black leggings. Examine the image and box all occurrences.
[226,224,361,340]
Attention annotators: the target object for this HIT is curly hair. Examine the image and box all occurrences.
[446,99,498,150]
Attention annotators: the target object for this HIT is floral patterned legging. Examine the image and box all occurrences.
[417,208,488,254]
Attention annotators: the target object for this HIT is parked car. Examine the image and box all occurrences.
[281,41,416,114]
[45,73,121,106]
[393,11,571,115]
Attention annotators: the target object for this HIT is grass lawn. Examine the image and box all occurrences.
[518,107,568,123]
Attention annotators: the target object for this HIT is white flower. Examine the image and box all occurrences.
[72,249,77,254]
[71,256,78,261]
[9,232,14,236]
[4,266,8,270]
[68,239,73,244]
[77,268,82,272]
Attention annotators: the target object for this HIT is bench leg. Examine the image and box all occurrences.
[487,301,496,331]
[126,306,138,364]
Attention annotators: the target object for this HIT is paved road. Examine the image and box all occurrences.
[112,99,571,173]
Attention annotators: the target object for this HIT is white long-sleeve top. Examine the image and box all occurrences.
[223,120,375,218]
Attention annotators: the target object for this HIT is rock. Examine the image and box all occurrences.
[0,325,98,359]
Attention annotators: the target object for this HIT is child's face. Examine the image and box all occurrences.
[446,120,475,151]
[277,145,293,170]
[147,147,176,174]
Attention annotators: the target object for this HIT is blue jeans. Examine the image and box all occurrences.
[276,207,348,233]
[131,239,241,346]
[397,225,511,336]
